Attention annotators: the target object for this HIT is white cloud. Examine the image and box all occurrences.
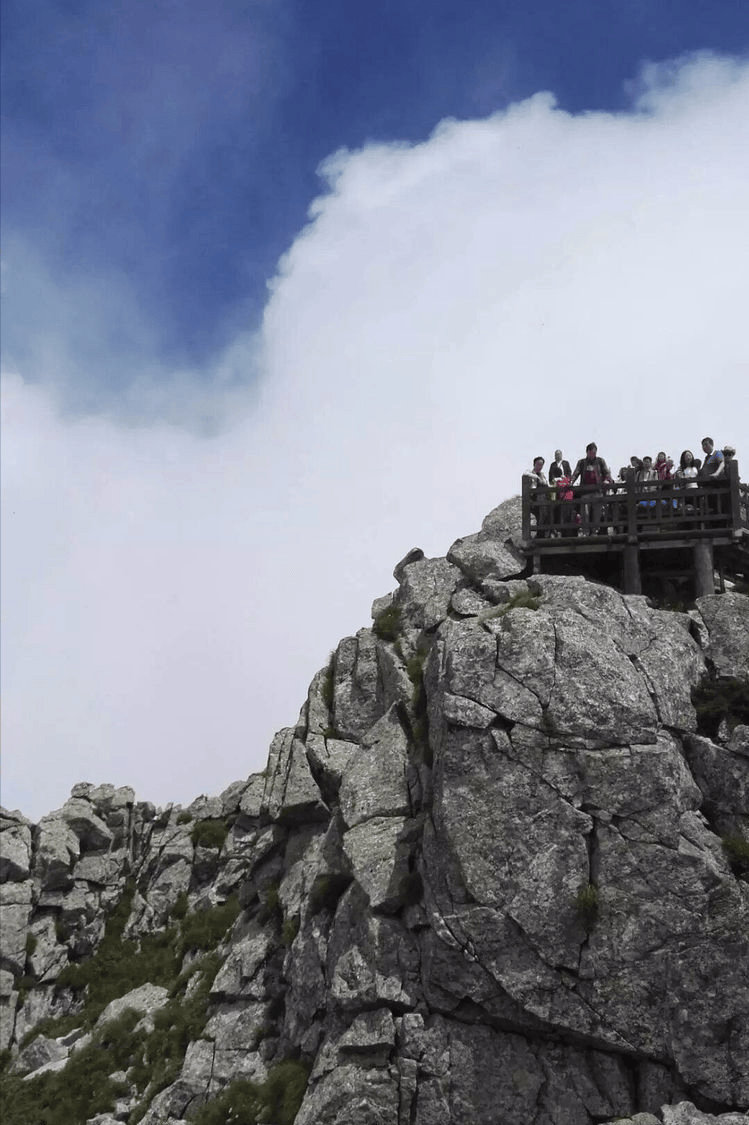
[3,53,748,820]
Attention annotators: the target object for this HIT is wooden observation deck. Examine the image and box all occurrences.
[520,460,749,599]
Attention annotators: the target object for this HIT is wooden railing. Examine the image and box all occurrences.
[521,460,747,545]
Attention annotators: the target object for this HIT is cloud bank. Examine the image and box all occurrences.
[2,54,748,820]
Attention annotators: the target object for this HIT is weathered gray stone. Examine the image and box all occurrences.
[451,584,493,617]
[14,1032,68,1074]
[0,879,33,975]
[28,915,68,982]
[306,734,358,792]
[95,983,169,1028]
[34,815,80,890]
[295,1062,398,1125]
[696,593,749,679]
[339,706,410,828]
[211,932,272,1000]
[60,797,114,852]
[0,969,18,1051]
[343,817,410,912]
[683,733,749,834]
[662,1104,749,1125]
[238,773,266,819]
[0,815,33,882]
[332,629,386,742]
[3,516,749,1125]
[397,557,461,635]
[447,530,525,589]
[338,1008,395,1057]
[262,729,328,823]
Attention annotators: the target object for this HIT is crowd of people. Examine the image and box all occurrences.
[527,438,736,492]
[525,438,738,536]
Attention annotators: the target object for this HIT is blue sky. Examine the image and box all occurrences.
[2,2,749,819]
[4,0,748,410]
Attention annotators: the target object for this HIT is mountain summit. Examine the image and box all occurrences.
[2,500,748,1125]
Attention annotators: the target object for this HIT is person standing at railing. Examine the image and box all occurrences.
[700,437,726,517]
[676,450,699,488]
[548,450,572,532]
[700,437,725,479]
[525,457,549,538]
[570,443,611,533]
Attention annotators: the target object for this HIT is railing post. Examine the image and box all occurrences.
[625,468,638,542]
[727,459,741,532]
[521,474,532,543]
[622,545,641,595]
[694,540,715,598]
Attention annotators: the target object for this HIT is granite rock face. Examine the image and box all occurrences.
[1,500,748,1125]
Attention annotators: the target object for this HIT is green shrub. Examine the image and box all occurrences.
[190,818,229,850]
[178,895,239,955]
[176,810,193,825]
[25,933,38,959]
[258,882,282,926]
[372,604,402,642]
[722,834,749,876]
[129,953,221,1118]
[171,891,189,920]
[193,1060,311,1125]
[576,883,599,932]
[263,1060,311,1125]
[321,659,335,712]
[506,590,541,611]
[692,676,749,738]
[308,873,351,916]
[282,916,300,947]
[0,1008,142,1125]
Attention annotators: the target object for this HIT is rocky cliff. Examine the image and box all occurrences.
[2,498,748,1125]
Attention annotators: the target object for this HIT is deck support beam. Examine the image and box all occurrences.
[622,545,641,595]
[693,540,715,598]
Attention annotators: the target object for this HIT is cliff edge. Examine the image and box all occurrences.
[1,499,748,1125]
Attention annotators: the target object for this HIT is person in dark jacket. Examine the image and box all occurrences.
[571,443,611,533]
[548,450,573,532]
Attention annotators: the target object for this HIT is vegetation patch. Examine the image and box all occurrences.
[406,648,431,767]
[575,883,599,932]
[177,895,239,956]
[192,1060,311,1125]
[171,891,189,920]
[25,888,236,1039]
[692,675,749,738]
[282,916,300,947]
[25,933,38,958]
[308,873,351,916]
[1,1008,141,1125]
[129,953,222,1120]
[722,834,749,877]
[190,818,230,851]
[176,810,193,825]
[258,882,283,927]
[372,603,402,642]
[321,659,335,712]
